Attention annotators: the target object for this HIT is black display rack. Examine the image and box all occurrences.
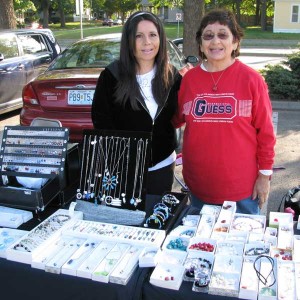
[0,126,69,211]
[76,129,151,211]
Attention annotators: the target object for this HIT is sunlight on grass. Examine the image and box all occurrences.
[50,22,300,42]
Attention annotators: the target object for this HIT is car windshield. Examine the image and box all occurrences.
[49,39,120,70]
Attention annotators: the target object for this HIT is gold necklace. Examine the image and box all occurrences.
[210,70,226,92]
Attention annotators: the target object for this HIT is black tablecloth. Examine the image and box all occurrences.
[0,257,147,300]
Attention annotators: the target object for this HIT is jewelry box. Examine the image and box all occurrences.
[0,205,33,227]
[45,237,86,274]
[293,235,300,262]
[182,214,200,227]
[264,227,278,247]
[277,221,294,250]
[212,254,243,274]
[31,235,76,270]
[244,242,271,257]
[215,241,244,256]
[76,241,116,279]
[239,256,260,300]
[155,248,187,266]
[149,262,185,290]
[200,204,221,219]
[0,126,70,211]
[110,245,143,285]
[92,243,131,283]
[195,213,215,238]
[269,211,293,228]
[187,237,217,254]
[139,246,159,268]
[169,225,196,239]
[294,262,300,300]
[226,231,249,243]
[162,235,189,253]
[61,239,102,276]
[230,213,266,234]
[277,260,296,300]
[209,271,241,297]
[183,251,214,283]
[270,247,292,261]
[257,255,277,300]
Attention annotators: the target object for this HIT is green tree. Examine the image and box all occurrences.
[104,0,140,20]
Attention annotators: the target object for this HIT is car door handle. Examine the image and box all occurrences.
[17,63,25,70]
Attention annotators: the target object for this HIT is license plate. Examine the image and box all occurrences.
[68,90,94,105]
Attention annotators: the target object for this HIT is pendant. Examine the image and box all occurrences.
[212,85,217,91]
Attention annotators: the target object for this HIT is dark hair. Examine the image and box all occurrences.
[115,11,174,109]
[196,9,244,59]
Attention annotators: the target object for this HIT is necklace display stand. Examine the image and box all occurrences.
[76,129,151,211]
[0,126,69,211]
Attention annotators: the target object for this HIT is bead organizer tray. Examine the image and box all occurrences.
[6,209,83,264]
[62,219,166,248]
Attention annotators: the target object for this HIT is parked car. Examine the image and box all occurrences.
[102,19,113,26]
[20,33,197,143]
[0,29,61,115]
[113,19,122,25]
[172,38,183,52]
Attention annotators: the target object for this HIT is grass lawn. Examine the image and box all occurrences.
[50,21,300,43]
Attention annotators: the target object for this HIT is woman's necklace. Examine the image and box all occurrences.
[210,70,226,92]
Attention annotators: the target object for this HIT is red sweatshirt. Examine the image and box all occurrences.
[173,60,276,204]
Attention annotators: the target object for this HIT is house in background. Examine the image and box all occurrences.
[141,0,183,23]
[273,0,300,33]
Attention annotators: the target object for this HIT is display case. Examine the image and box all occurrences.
[0,126,69,211]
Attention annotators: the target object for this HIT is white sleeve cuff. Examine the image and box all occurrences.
[259,170,273,176]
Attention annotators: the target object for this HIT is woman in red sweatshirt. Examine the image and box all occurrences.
[173,9,276,214]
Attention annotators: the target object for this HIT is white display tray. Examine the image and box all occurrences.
[0,228,27,258]
[92,243,131,283]
[61,239,102,276]
[62,219,165,248]
[6,209,83,264]
[76,241,116,279]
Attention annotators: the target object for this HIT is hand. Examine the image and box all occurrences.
[252,173,271,209]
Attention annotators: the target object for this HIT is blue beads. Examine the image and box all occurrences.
[166,238,187,251]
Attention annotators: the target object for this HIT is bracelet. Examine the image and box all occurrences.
[144,214,163,229]
[162,194,180,205]
[153,203,170,219]
[245,247,269,256]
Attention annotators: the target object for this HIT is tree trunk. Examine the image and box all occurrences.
[235,0,242,24]
[261,0,267,31]
[0,0,16,29]
[182,0,204,59]
[255,0,261,25]
[42,0,51,28]
[58,0,66,28]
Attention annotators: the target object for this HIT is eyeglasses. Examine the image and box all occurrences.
[201,32,230,41]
